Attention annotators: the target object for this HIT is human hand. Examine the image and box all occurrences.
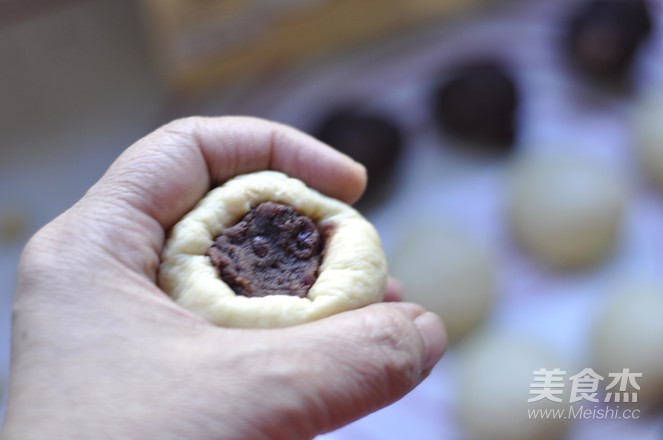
[1,117,446,440]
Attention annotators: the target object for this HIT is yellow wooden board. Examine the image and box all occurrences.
[140,0,502,96]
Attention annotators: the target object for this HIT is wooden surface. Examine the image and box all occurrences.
[141,0,504,96]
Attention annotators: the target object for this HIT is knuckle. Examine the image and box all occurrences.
[16,215,87,294]
[155,116,207,145]
[360,305,424,390]
[19,221,62,267]
[163,115,205,132]
[15,225,62,306]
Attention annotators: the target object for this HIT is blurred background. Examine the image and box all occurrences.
[2,0,663,439]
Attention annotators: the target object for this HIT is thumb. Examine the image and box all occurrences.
[265,302,446,436]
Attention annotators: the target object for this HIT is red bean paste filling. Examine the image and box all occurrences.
[207,202,323,298]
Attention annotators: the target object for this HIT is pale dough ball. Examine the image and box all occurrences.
[158,171,387,328]
[391,224,495,344]
[509,156,627,270]
[592,280,663,409]
[634,90,663,189]
[458,333,570,440]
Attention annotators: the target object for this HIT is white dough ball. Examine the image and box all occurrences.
[391,223,496,344]
[458,333,570,440]
[634,90,663,189]
[509,156,627,270]
[592,281,663,409]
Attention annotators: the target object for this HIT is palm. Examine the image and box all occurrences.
[2,117,444,440]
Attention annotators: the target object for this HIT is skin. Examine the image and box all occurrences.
[0,117,446,440]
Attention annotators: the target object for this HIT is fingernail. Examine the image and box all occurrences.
[414,312,446,372]
[383,278,403,302]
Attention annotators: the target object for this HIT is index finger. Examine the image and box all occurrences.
[61,116,367,275]
[86,116,368,230]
